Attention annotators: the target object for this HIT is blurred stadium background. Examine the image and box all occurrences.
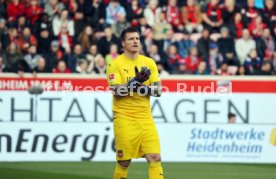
[1,0,276,178]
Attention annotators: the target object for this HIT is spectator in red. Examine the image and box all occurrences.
[25,0,43,25]
[176,59,187,74]
[6,0,26,23]
[126,0,144,27]
[167,44,181,71]
[262,0,276,28]
[261,28,274,59]
[57,25,73,52]
[202,0,223,33]
[2,27,19,49]
[16,16,29,35]
[181,0,203,34]
[143,0,162,27]
[67,0,78,16]
[165,0,183,32]
[216,62,229,75]
[240,0,260,27]
[185,47,201,74]
[229,12,244,38]
[53,60,71,73]
[248,15,267,38]
[53,9,75,37]
[18,27,37,54]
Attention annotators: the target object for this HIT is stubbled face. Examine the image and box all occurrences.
[122,32,140,53]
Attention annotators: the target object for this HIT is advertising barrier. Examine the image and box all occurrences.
[0,74,276,162]
[0,123,276,163]
[0,91,275,124]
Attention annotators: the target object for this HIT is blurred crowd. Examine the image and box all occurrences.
[0,0,276,76]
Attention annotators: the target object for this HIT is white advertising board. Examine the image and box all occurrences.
[0,91,276,124]
[0,123,276,163]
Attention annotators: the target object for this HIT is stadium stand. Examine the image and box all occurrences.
[0,0,275,76]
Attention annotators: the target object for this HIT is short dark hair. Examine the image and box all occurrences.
[228,112,236,119]
[120,27,140,41]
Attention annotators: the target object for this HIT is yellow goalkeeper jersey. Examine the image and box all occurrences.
[106,54,160,120]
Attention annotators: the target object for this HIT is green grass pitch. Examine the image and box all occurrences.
[0,162,275,179]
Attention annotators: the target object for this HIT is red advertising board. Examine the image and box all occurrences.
[0,74,276,93]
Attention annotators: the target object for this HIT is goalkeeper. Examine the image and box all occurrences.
[106,26,164,179]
